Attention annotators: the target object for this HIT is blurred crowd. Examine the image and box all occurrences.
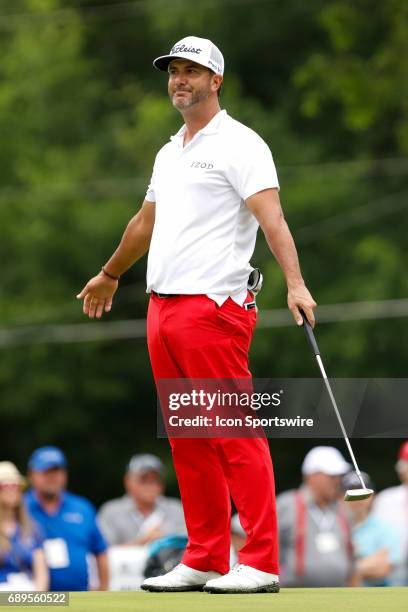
[1,442,407,591]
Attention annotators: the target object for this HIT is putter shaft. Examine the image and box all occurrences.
[300,310,367,491]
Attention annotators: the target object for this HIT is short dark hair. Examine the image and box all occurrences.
[208,68,222,98]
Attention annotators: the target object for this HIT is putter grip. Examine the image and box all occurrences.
[300,310,320,356]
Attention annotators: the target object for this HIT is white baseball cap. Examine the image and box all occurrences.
[153,36,224,76]
[302,446,351,476]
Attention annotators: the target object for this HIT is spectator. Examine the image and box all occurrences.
[342,471,401,587]
[24,447,108,591]
[0,462,48,591]
[230,512,246,568]
[373,441,408,585]
[277,446,355,587]
[231,513,245,555]
[98,454,186,546]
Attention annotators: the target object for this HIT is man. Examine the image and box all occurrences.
[25,446,108,591]
[277,446,355,587]
[77,35,316,594]
[373,441,408,585]
[342,471,401,587]
[98,453,186,546]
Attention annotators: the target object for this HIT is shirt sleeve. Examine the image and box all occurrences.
[145,175,155,202]
[88,507,108,555]
[225,132,280,201]
[380,523,403,566]
[145,156,158,203]
[372,490,391,521]
[96,505,120,546]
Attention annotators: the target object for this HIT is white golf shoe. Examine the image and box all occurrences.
[204,563,280,594]
[141,563,222,592]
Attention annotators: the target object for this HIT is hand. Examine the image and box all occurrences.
[356,549,390,579]
[287,282,317,328]
[132,525,164,546]
[142,525,163,544]
[76,272,118,319]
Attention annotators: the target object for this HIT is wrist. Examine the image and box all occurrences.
[287,278,305,290]
[101,266,120,281]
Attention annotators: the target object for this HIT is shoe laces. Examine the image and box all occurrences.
[232,563,245,574]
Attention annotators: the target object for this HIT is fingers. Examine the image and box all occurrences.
[83,293,92,316]
[290,303,316,328]
[77,275,116,318]
[80,294,108,319]
[76,286,88,299]
[104,298,112,313]
[291,305,303,327]
[88,297,99,319]
[95,300,105,319]
[302,306,316,328]
[288,288,317,328]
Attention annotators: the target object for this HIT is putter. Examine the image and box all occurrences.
[300,309,374,502]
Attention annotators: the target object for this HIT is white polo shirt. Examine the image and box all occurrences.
[145,109,279,305]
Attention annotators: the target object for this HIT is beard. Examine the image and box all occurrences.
[38,488,60,501]
[170,85,211,110]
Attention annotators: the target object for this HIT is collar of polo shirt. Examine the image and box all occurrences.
[170,109,226,143]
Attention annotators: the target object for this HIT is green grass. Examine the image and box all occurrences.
[1,588,407,612]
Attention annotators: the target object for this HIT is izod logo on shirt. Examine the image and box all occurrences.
[190,161,214,169]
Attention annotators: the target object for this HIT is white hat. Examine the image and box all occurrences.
[153,36,224,76]
[0,461,26,486]
[302,446,351,476]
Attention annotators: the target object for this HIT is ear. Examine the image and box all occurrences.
[212,74,223,94]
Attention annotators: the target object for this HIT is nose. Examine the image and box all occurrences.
[171,72,187,88]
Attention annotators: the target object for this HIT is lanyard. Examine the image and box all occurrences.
[308,505,338,531]
[295,490,353,578]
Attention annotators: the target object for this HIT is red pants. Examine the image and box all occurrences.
[147,292,279,575]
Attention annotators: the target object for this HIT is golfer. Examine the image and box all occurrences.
[77,36,316,594]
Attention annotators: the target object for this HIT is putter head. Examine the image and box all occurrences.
[344,488,374,502]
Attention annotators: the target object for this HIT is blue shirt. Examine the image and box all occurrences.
[0,525,43,584]
[24,490,107,591]
[352,514,402,587]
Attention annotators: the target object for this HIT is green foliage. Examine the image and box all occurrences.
[294,0,408,153]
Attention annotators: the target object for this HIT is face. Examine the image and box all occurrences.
[0,482,22,510]
[167,59,221,110]
[306,473,342,504]
[348,496,373,522]
[397,461,408,485]
[125,470,163,506]
[30,468,67,499]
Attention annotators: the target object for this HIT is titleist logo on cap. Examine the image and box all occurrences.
[171,43,202,55]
